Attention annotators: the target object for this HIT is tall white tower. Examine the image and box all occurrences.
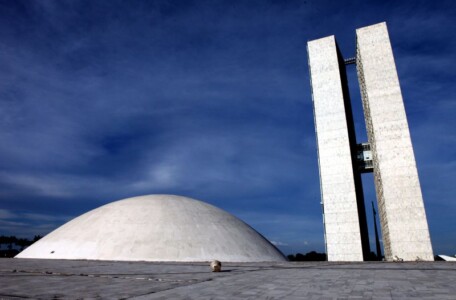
[307,22,433,261]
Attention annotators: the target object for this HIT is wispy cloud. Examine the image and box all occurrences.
[0,209,17,219]
[270,241,288,247]
[0,208,73,238]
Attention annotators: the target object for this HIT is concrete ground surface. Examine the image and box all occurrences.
[0,259,455,299]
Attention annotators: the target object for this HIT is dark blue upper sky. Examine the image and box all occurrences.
[0,0,454,255]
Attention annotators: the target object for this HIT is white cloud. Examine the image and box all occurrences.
[0,209,17,219]
[0,172,70,198]
[270,240,288,246]
[21,213,72,223]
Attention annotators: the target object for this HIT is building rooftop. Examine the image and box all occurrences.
[17,195,286,262]
[1,259,455,299]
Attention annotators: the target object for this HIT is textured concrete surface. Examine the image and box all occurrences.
[308,36,364,261]
[356,22,433,261]
[17,195,285,262]
[1,259,455,299]
[308,22,433,262]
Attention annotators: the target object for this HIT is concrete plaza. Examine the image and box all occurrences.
[0,259,455,299]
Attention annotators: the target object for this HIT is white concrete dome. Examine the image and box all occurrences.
[16,195,286,262]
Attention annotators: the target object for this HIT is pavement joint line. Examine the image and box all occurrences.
[7,269,209,283]
[0,294,30,299]
[123,277,217,300]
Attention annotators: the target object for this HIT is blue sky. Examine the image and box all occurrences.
[0,0,454,255]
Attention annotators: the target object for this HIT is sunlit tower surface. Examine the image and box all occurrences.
[307,22,433,261]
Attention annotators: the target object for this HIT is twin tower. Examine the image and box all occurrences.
[307,22,433,261]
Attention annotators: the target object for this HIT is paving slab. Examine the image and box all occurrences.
[0,259,455,299]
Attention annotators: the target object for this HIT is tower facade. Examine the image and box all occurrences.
[307,22,433,261]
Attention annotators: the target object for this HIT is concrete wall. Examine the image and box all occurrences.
[356,22,434,261]
[308,36,364,261]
